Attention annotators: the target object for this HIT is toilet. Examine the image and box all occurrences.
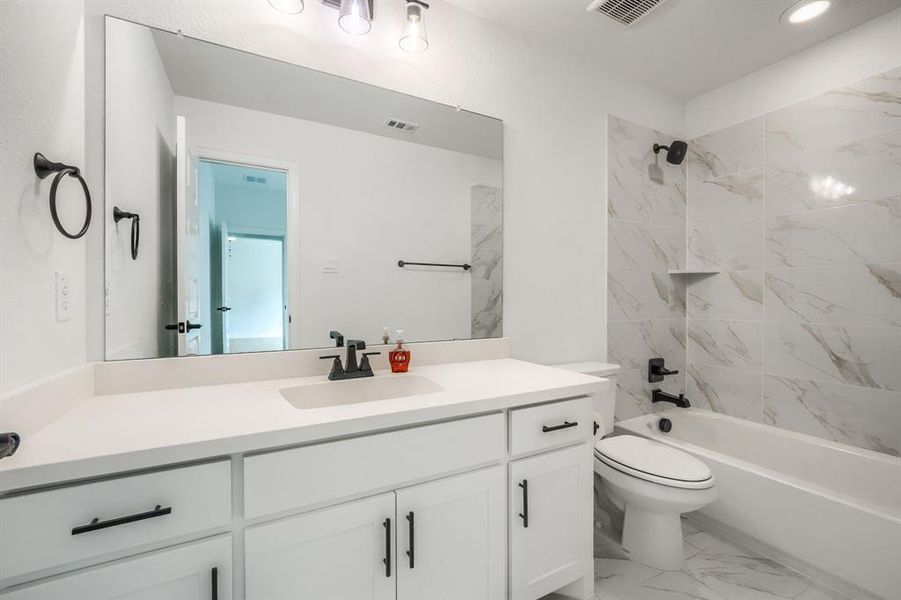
[556,362,717,571]
[594,434,715,570]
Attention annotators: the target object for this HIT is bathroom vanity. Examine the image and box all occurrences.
[0,352,610,600]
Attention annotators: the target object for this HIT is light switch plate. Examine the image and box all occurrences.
[321,258,339,274]
[55,270,71,322]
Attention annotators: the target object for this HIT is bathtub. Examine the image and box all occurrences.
[616,409,901,600]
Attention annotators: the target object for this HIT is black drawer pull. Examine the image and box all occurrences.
[383,517,392,577]
[518,479,529,528]
[71,504,172,535]
[542,420,578,433]
[211,566,218,600]
[406,511,415,569]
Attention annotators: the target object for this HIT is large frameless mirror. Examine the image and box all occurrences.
[104,17,503,360]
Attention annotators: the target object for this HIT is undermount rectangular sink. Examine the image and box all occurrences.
[280,375,445,409]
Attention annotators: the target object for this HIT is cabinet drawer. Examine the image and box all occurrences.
[0,461,231,581]
[0,535,232,599]
[509,397,593,456]
[244,413,505,519]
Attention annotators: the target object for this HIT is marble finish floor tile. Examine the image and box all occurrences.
[557,518,855,600]
[621,572,726,600]
[595,558,663,600]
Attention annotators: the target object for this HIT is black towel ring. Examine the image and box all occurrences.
[113,207,140,260]
[33,152,92,240]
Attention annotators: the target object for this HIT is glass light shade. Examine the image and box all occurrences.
[267,0,305,14]
[782,0,831,24]
[339,0,372,35]
[399,2,428,53]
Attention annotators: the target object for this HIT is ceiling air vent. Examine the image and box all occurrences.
[385,118,419,133]
[588,0,667,26]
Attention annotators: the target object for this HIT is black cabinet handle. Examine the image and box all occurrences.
[215,306,232,312]
[519,479,529,528]
[165,322,185,333]
[186,320,202,331]
[211,566,218,600]
[383,518,392,577]
[406,511,415,569]
[71,504,172,535]
[542,420,578,433]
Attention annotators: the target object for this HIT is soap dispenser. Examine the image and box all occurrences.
[389,329,411,373]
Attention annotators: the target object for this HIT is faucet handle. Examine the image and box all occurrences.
[360,351,381,372]
[320,354,345,379]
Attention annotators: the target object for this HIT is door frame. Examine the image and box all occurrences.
[193,147,300,349]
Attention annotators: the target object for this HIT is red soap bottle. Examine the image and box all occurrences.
[389,330,411,373]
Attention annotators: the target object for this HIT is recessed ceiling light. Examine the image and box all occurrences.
[781,0,832,24]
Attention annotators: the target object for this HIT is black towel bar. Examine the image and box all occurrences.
[398,260,471,271]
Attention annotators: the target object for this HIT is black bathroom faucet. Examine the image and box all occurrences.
[652,389,691,408]
[320,333,380,380]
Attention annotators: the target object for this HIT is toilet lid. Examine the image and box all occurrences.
[595,435,713,488]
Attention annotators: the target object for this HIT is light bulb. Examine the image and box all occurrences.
[781,0,831,25]
[400,1,429,53]
[339,0,372,35]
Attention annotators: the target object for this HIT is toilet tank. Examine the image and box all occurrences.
[553,362,620,437]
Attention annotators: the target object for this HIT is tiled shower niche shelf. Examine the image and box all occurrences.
[667,269,720,275]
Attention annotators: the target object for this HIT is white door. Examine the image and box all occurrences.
[395,466,506,600]
[175,116,203,356]
[218,222,231,354]
[245,493,396,600]
[510,444,593,600]
[0,536,230,599]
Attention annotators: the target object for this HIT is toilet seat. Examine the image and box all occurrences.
[595,435,714,490]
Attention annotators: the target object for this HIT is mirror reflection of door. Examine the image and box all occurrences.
[197,159,289,355]
[175,116,203,356]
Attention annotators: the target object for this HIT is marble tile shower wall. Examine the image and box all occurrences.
[607,116,687,419]
[471,184,503,339]
[684,66,901,457]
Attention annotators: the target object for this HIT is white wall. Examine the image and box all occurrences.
[83,0,685,366]
[105,19,177,360]
[0,1,86,393]
[686,8,901,137]
[178,96,500,348]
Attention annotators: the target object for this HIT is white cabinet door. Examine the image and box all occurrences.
[510,444,593,600]
[395,466,506,600]
[245,493,396,600]
[0,536,230,600]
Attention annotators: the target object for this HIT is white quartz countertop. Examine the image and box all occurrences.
[0,359,607,492]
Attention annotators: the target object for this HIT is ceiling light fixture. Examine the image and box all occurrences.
[781,0,832,24]
[338,0,372,35]
[267,0,305,14]
[400,0,430,53]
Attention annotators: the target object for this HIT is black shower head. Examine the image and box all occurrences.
[653,140,688,165]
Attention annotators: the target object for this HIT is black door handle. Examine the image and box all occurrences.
[542,421,578,433]
[185,320,202,331]
[165,322,185,333]
[215,306,232,312]
[406,511,415,569]
[71,504,172,535]
[519,479,529,528]
[211,566,218,600]
[383,517,392,577]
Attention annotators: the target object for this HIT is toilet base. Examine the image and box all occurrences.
[621,505,684,571]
